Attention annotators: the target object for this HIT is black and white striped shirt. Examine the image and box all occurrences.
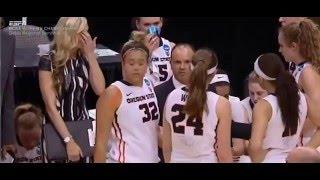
[38,51,90,122]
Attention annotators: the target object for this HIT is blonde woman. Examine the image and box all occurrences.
[238,71,268,163]
[38,17,105,162]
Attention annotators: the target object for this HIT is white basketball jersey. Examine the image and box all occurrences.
[290,62,311,87]
[241,97,253,123]
[107,78,160,163]
[147,37,173,86]
[262,93,307,163]
[229,96,246,123]
[164,87,220,163]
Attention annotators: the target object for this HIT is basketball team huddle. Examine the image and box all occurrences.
[94,17,320,163]
[3,17,320,163]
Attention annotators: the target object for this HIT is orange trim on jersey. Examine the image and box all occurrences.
[112,122,118,139]
[112,121,124,163]
[114,115,125,163]
[123,142,126,162]
[111,122,121,162]
[213,120,219,162]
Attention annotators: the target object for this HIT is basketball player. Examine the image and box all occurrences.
[278,19,320,162]
[248,53,308,163]
[241,71,268,124]
[94,40,160,163]
[162,48,233,163]
[238,71,268,163]
[134,17,175,86]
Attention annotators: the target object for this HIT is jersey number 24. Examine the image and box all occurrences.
[171,104,203,136]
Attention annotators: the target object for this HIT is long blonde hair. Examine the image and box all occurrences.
[52,17,88,95]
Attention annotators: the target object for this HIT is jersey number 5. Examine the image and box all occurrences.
[139,102,159,123]
[158,64,168,82]
[171,104,203,135]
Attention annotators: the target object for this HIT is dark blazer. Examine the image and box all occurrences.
[1,30,16,147]
[154,77,175,126]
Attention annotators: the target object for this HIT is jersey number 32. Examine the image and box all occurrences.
[139,102,159,123]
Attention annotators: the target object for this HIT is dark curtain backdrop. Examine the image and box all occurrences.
[4,17,280,100]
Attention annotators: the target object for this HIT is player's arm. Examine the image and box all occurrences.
[162,98,172,163]
[94,85,121,163]
[162,120,172,163]
[248,99,271,163]
[215,97,233,163]
[300,67,320,148]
